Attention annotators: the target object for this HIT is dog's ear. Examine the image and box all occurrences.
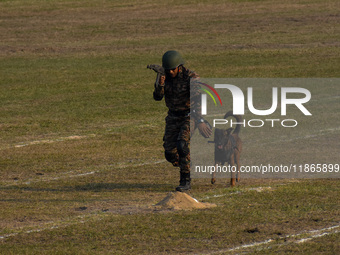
[226,128,234,135]
[214,128,222,136]
[214,128,221,141]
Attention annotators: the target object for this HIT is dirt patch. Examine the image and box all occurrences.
[154,192,216,210]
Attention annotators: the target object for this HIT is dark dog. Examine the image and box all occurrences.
[211,111,242,187]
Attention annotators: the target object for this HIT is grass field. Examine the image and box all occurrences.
[0,0,339,254]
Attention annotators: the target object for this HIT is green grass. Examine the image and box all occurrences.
[0,0,339,254]
[1,180,339,254]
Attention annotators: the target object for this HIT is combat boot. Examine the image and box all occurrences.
[175,172,191,192]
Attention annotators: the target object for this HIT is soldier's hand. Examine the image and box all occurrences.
[198,122,212,138]
[158,75,165,85]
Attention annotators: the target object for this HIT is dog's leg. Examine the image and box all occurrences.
[211,163,217,184]
[230,156,236,187]
[235,152,241,183]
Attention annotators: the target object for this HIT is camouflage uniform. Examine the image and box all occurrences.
[153,66,201,175]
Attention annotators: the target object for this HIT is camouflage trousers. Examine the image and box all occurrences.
[163,114,196,174]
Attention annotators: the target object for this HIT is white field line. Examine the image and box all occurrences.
[202,224,340,255]
[23,170,99,184]
[0,134,97,151]
[113,160,167,169]
[3,126,338,151]
[1,126,338,185]
[288,224,340,242]
[225,239,274,253]
[1,120,339,151]
[0,170,99,186]
[1,92,338,151]
[1,160,167,187]
[0,213,110,240]
[202,186,273,200]
[294,230,339,244]
[1,209,338,255]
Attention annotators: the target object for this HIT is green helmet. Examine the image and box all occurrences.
[162,50,185,70]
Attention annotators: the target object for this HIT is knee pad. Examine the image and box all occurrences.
[165,150,178,165]
[177,140,189,157]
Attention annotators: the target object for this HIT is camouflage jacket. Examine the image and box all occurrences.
[153,66,202,122]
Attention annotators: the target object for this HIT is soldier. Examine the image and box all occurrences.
[153,50,212,191]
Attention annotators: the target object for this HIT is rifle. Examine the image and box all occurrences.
[147,64,165,76]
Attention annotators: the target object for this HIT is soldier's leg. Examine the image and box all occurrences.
[176,118,191,191]
[177,139,190,173]
[163,116,180,167]
[164,147,179,167]
[177,118,191,172]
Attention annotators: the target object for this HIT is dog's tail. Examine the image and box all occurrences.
[224,111,242,135]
